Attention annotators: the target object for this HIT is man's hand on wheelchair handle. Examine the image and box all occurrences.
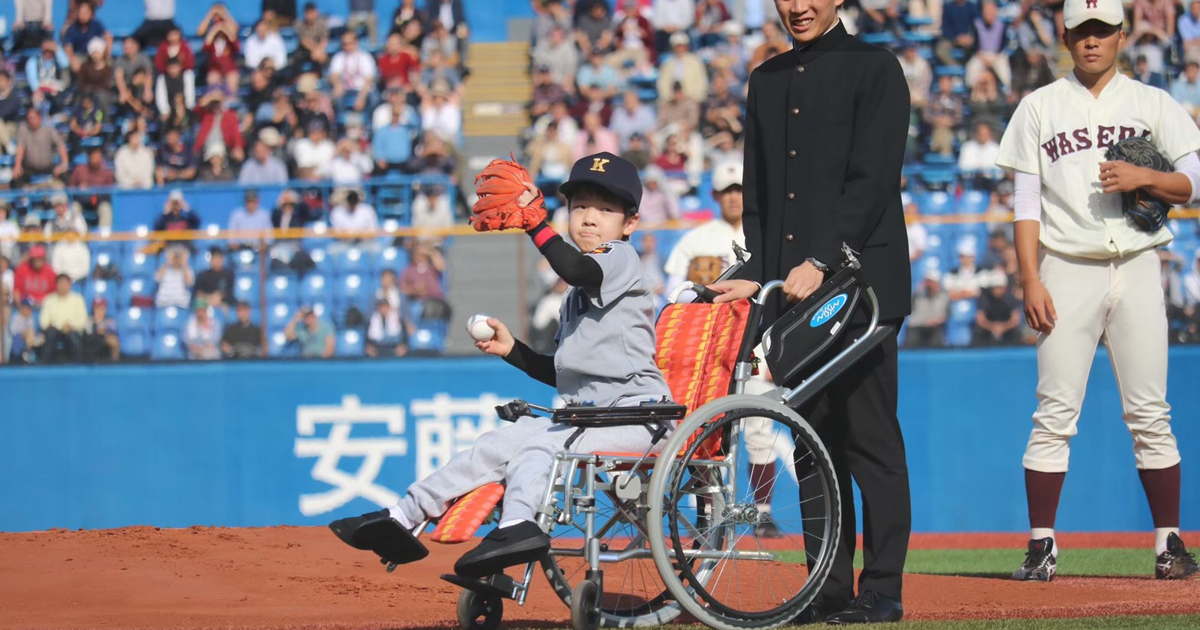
[783,261,825,302]
[709,279,759,303]
[475,317,516,358]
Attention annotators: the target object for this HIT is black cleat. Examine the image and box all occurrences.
[755,514,785,539]
[1011,537,1056,582]
[825,590,904,625]
[1156,533,1200,580]
[329,509,429,565]
[454,521,550,578]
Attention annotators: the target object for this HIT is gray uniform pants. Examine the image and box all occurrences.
[397,417,664,524]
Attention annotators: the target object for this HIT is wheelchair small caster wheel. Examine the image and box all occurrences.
[570,580,600,630]
[457,588,503,630]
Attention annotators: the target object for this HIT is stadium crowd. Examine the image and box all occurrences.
[0,0,468,363]
[6,0,1200,364]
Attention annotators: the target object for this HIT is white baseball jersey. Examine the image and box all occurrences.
[996,72,1200,260]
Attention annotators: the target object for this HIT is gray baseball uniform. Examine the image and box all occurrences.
[395,239,672,525]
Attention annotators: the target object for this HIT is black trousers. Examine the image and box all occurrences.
[795,321,910,602]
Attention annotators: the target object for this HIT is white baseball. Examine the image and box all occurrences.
[467,314,495,342]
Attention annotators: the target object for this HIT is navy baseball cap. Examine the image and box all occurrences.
[558,152,642,214]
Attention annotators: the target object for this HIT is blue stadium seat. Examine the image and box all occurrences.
[267,302,296,331]
[89,239,123,262]
[408,325,446,354]
[300,273,332,306]
[123,250,157,277]
[308,244,331,270]
[946,322,972,347]
[155,306,188,334]
[959,190,989,214]
[234,273,259,305]
[374,246,409,275]
[266,274,300,306]
[336,273,371,312]
[119,328,150,357]
[337,329,365,357]
[915,191,954,215]
[152,332,187,360]
[268,330,299,357]
[231,248,258,271]
[85,278,119,306]
[947,299,977,349]
[333,246,372,276]
[119,276,154,305]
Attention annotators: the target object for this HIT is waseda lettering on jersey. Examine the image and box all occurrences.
[1042,126,1151,162]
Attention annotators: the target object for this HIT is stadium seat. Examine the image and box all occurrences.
[308,244,331,270]
[231,248,258,271]
[336,273,371,313]
[268,331,299,358]
[300,273,332,305]
[155,306,188,335]
[152,332,187,360]
[267,302,296,331]
[85,278,118,306]
[333,246,372,276]
[266,274,300,306]
[374,246,409,274]
[234,273,259,305]
[915,191,954,215]
[408,325,446,355]
[946,300,977,347]
[119,328,150,357]
[336,329,365,357]
[119,276,154,305]
[123,250,157,277]
[959,190,989,214]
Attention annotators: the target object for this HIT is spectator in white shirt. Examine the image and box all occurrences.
[420,81,461,143]
[652,0,696,53]
[957,121,1002,190]
[324,139,373,185]
[114,130,156,189]
[366,298,409,357]
[372,86,420,130]
[330,31,377,112]
[227,189,274,247]
[243,19,288,71]
[329,190,380,233]
[291,122,336,181]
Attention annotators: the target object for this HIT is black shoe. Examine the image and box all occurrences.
[1011,537,1056,582]
[824,590,904,625]
[792,594,852,625]
[329,509,429,565]
[1156,532,1200,580]
[454,521,550,578]
[755,514,785,539]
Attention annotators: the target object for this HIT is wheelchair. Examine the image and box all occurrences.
[393,245,896,630]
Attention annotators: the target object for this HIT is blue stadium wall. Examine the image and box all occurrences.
[4,348,1200,534]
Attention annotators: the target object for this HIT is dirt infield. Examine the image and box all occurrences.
[3,527,1199,630]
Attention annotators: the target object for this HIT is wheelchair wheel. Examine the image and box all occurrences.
[456,589,503,630]
[647,395,842,630]
[540,465,690,627]
[570,579,601,630]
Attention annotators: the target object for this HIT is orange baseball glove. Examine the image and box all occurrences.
[471,155,548,232]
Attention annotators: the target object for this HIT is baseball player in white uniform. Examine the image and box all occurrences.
[997,0,1200,581]
[664,161,795,538]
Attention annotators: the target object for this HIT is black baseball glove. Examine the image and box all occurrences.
[1105,137,1173,233]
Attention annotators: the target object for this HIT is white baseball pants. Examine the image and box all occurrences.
[1024,249,1181,472]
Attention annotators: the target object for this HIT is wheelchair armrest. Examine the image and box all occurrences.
[495,400,531,422]
[551,400,688,428]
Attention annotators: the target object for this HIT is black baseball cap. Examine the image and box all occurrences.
[558,152,642,213]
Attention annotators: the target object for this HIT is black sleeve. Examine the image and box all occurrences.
[741,76,765,284]
[529,223,604,291]
[806,53,911,266]
[503,339,557,387]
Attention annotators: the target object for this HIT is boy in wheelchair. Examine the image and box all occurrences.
[329,152,673,579]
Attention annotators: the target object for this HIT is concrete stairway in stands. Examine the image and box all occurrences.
[444,36,535,354]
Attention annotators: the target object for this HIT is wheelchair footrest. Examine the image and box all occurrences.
[441,572,521,600]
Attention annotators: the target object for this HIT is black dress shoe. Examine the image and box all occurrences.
[825,590,903,625]
[329,509,429,565]
[454,521,551,577]
[792,594,853,625]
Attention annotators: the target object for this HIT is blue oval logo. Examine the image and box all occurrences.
[810,293,848,328]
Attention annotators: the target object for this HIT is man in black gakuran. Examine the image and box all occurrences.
[710,0,912,624]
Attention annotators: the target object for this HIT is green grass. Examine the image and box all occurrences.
[778,548,1155,578]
